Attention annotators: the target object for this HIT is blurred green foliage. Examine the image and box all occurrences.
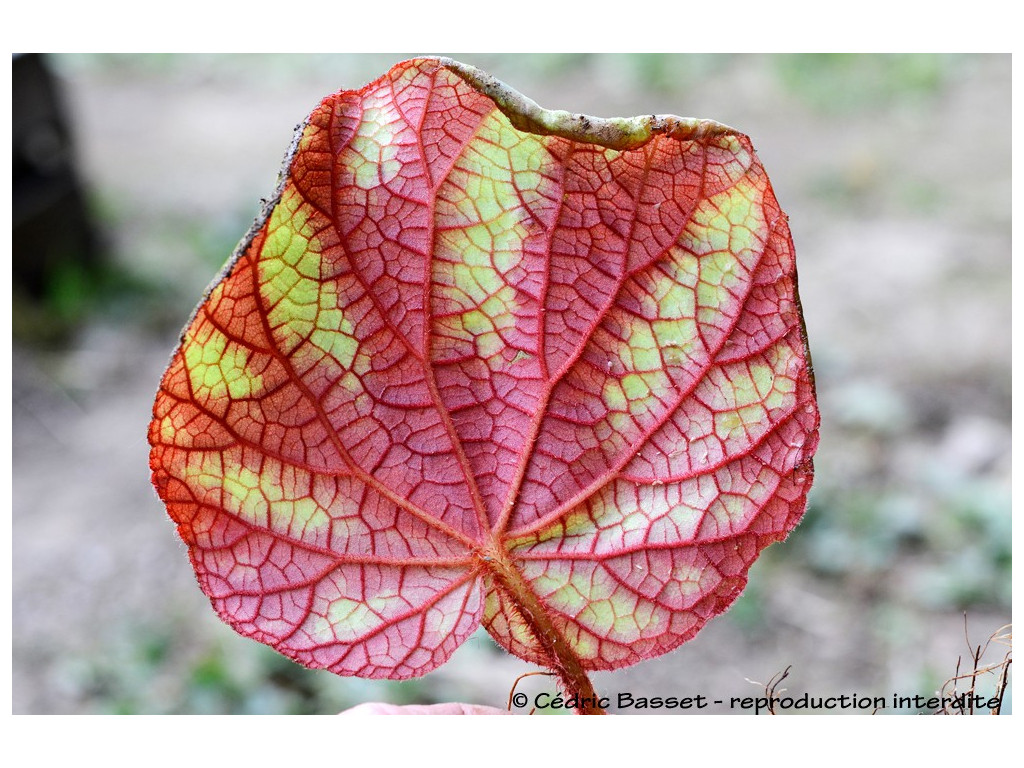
[773,54,960,113]
[67,623,436,714]
[792,462,1010,611]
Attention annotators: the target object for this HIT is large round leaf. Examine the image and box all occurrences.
[150,57,819,693]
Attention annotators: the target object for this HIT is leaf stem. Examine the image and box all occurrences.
[484,546,606,715]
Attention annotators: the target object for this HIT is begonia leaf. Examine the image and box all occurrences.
[149,58,819,707]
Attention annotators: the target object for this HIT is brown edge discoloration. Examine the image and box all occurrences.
[438,57,740,150]
[173,116,307,351]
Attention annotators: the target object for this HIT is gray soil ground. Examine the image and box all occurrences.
[13,54,1011,714]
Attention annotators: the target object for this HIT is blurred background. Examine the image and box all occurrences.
[12,53,1010,714]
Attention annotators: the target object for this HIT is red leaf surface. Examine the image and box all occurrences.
[149,58,819,699]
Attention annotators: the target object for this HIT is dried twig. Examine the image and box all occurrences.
[936,617,1011,715]
[507,670,556,713]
